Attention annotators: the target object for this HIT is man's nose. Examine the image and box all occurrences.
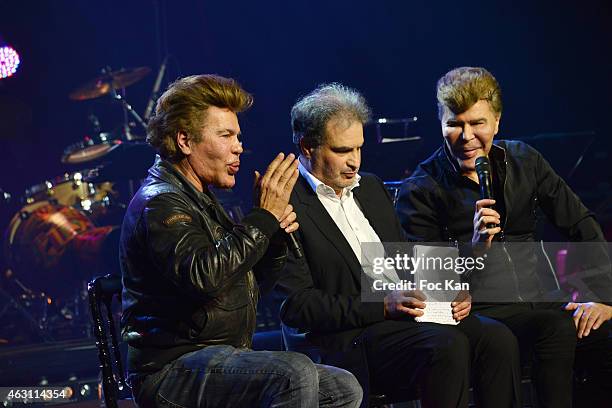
[461,125,475,141]
[347,151,360,169]
[233,141,244,154]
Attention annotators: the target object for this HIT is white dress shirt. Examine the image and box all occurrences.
[298,159,399,282]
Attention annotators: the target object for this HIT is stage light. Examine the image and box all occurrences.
[0,45,21,79]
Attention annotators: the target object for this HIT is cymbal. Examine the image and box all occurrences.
[69,66,151,101]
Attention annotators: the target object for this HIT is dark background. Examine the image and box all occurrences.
[1,1,612,388]
[1,0,611,221]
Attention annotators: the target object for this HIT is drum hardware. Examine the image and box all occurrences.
[68,66,151,101]
[62,114,124,165]
[21,171,117,223]
[69,66,151,141]
[1,64,160,345]
[1,200,120,344]
[84,141,155,184]
[62,133,122,165]
[64,65,155,169]
[1,65,158,345]
[143,56,168,121]
[0,271,54,343]
[109,83,148,139]
[1,189,11,205]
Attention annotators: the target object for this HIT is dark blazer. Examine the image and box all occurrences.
[277,172,406,395]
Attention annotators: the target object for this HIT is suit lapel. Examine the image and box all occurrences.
[353,182,395,243]
[294,176,362,282]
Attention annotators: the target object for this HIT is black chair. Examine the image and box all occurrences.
[88,274,135,408]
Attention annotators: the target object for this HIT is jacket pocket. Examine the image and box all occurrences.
[211,278,251,311]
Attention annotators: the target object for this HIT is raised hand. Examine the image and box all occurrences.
[254,153,299,221]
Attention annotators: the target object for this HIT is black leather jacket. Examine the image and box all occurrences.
[120,157,287,374]
[397,140,611,306]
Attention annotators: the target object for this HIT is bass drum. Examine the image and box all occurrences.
[3,201,119,298]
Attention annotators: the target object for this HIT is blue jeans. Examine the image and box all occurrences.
[131,345,362,408]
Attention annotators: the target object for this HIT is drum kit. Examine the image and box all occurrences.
[1,66,156,344]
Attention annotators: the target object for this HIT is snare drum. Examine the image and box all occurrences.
[24,170,114,213]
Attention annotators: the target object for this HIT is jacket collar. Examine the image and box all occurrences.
[298,157,361,198]
[148,155,214,211]
[294,175,363,283]
[439,141,507,179]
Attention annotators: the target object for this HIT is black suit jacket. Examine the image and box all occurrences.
[277,172,405,367]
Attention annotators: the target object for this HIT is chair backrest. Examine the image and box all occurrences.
[88,274,129,408]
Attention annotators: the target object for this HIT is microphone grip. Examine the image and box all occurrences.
[475,156,497,229]
[287,232,304,259]
[480,178,496,229]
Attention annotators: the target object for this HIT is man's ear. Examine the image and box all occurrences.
[299,137,313,160]
[176,131,192,155]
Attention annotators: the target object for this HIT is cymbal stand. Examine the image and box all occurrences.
[0,279,53,342]
[98,66,147,141]
[110,87,147,141]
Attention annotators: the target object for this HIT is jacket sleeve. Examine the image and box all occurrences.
[533,146,612,303]
[534,147,603,242]
[141,193,280,300]
[396,177,444,242]
[253,237,288,296]
[277,242,385,332]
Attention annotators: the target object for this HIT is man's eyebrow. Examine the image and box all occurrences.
[216,128,239,134]
[330,144,362,151]
[446,117,487,123]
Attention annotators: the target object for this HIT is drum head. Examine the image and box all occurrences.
[62,133,120,164]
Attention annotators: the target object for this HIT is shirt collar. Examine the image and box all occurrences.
[441,141,507,175]
[298,156,361,199]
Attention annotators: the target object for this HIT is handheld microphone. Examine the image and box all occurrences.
[475,156,493,199]
[287,232,304,259]
[474,156,496,229]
